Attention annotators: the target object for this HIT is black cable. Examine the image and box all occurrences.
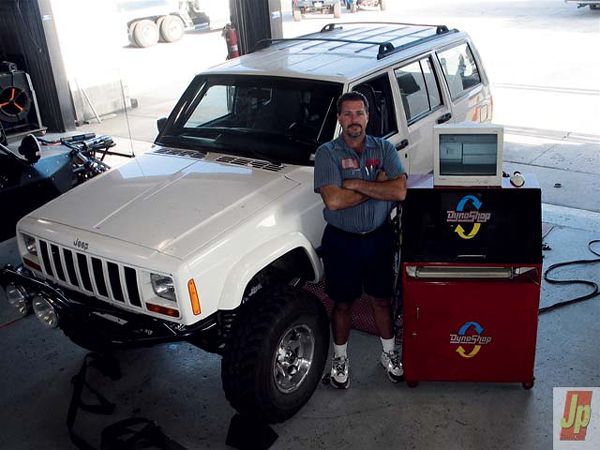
[540,239,600,314]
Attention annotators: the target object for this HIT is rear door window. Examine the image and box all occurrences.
[394,56,442,125]
[352,74,398,138]
[437,43,482,100]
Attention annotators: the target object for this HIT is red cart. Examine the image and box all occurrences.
[400,175,542,388]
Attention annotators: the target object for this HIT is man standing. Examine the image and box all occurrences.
[314,91,407,389]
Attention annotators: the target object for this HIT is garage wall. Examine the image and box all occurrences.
[48,0,131,124]
[0,0,75,133]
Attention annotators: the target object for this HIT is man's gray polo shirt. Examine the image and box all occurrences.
[314,135,405,234]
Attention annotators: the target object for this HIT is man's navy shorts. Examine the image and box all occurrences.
[321,223,395,304]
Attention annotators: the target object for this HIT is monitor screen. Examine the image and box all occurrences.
[433,122,504,187]
[439,133,498,176]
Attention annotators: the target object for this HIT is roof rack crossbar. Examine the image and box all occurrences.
[253,24,457,58]
[255,37,395,51]
[313,26,410,53]
[377,28,458,60]
[319,21,452,32]
[353,26,430,54]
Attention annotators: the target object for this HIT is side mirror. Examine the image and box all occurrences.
[157,117,167,134]
[18,134,41,164]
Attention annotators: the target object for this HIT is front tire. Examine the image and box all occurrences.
[132,19,159,48]
[222,287,329,423]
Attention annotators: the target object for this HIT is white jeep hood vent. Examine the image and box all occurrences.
[216,155,285,172]
[153,147,206,159]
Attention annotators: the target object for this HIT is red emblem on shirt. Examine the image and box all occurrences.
[341,158,359,169]
[366,158,380,168]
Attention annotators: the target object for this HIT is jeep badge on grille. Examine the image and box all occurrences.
[73,238,89,251]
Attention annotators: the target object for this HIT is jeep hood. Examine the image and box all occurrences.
[30,152,300,258]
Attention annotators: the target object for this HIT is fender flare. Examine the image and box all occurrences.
[217,232,322,310]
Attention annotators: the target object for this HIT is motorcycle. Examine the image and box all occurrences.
[0,132,116,241]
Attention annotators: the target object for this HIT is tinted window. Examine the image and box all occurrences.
[160,76,343,165]
[353,74,398,137]
[394,56,442,124]
[437,43,482,100]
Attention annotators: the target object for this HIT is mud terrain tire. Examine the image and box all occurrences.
[222,287,329,423]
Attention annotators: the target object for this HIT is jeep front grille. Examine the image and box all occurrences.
[37,239,142,308]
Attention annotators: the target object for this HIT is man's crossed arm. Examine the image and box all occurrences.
[319,171,407,211]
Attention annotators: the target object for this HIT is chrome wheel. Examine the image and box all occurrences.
[273,324,315,394]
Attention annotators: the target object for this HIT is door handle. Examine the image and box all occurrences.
[437,113,452,124]
[396,139,409,150]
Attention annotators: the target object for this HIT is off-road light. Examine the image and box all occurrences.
[32,295,58,328]
[22,234,37,256]
[5,283,29,316]
[150,273,176,301]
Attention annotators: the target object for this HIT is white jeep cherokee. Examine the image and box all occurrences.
[1,22,492,422]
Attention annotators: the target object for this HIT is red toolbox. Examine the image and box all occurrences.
[400,176,542,388]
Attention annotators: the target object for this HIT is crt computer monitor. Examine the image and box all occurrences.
[433,122,504,187]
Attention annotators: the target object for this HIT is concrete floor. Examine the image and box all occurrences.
[1,131,599,449]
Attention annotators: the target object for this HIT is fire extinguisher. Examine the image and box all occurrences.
[222,24,240,59]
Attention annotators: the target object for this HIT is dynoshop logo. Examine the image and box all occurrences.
[446,194,491,240]
[449,321,492,359]
[553,387,599,449]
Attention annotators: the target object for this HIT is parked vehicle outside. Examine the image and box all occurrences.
[563,0,600,9]
[118,0,230,48]
[292,0,342,20]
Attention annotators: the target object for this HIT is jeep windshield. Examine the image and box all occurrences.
[157,75,343,165]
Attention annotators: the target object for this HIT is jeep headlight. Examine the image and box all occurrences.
[22,234,37,256]
[20,233,42,272]
[150,273,176,301]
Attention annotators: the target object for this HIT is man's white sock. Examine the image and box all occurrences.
[381,337,396,353]
[333,342,348,359]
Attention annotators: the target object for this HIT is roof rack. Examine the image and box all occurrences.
[318,21,454,33]
[254,22,458,60]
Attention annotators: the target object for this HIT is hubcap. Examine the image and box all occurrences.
[273,324,315,394]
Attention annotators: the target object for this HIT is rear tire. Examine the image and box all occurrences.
[127,21,139,46]
[159,15,185,43]
[132,19,159,48]
[222,287,329,423]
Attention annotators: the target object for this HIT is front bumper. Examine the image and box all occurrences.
[0,265,218,349]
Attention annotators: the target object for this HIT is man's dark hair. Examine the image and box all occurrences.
[336,91,369,114]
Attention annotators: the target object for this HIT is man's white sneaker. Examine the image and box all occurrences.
[380,350,404,383]
[330,356,350,389]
